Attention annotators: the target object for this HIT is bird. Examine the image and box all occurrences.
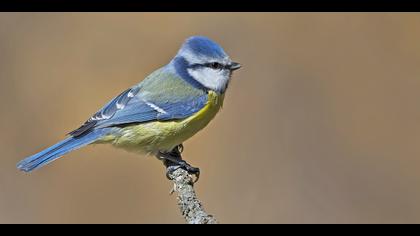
[16,36,241,178]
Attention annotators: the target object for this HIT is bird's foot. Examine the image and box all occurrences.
[158,144,200,183]
[165,161,200,183]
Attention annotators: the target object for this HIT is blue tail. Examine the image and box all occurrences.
[17,129,108,172]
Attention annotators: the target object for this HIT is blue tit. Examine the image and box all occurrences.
[17,36,241,175]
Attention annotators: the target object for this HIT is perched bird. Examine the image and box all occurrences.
[17,36,241,177]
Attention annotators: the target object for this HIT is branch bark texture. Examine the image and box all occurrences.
[167,168,218,224]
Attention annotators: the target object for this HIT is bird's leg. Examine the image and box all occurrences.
[157,144,200,183]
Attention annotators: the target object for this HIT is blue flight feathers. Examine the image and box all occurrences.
[17,129,110,172]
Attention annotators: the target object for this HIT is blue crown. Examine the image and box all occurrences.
[182,36,227,59]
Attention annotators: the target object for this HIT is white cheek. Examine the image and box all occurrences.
[187,68,229,92]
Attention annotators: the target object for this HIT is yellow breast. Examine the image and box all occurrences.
[101,91,225,153]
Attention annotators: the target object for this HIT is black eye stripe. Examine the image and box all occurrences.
[205,62,226,69]
[189,62,228,70]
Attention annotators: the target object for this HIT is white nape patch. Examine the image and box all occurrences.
[187,67,230,93]
[144,101,167,114]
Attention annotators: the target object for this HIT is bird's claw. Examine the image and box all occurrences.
[160,144,200,183]
[165,161,200,183]
[165,165,181,180]
[177,144,184,154]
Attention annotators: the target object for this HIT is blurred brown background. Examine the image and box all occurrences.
[1,13,420,223]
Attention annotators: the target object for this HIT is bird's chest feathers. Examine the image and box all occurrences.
[158,91,224,145]
[182,91,224,131]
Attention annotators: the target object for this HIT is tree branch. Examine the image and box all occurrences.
[166,167,218,224]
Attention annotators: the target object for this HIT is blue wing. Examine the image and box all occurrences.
[68,87,140,136]
[69,68,208,137]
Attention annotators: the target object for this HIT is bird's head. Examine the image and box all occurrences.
[172,36,241,94]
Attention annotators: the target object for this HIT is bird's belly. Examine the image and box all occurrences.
[104,91,224,154]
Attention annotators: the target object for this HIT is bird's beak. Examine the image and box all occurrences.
[229,62,241,71]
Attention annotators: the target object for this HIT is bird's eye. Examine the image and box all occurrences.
[209,62,223,70]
